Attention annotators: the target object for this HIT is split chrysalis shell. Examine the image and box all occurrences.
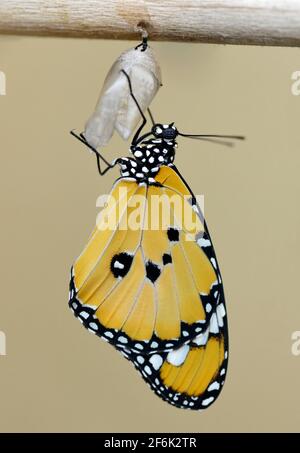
[84,46,162,148]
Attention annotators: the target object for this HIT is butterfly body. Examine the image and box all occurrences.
[116,124,177,184]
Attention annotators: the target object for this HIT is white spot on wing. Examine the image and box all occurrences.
[202,396,214,406]
[149,354,163,370]
[89,322,98,331]
[210,258,217,269]
[206,303,212,313]
[136,355,144,364]
[208,381,220,392]
[216,303,226,328]
[79,311,89,320]
[151,341,159,348]
[193,328,209,346]
[197,237,211,248]
[104,331,113,338]
[217,303,226,318]
[209,313,219,334]
[144,365,152,375]
[167,344,189,366]
[135,343,143,350]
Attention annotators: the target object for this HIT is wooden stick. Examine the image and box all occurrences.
[0,0,300,47]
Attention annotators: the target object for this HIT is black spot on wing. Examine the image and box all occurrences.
[162,253,172,265]
[111,253,133,278]
[167,227,179,242]
[146,261,161,283]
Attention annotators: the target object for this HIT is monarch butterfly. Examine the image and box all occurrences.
[69,70,243,410]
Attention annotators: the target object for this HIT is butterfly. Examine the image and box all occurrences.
[69,70,243,410]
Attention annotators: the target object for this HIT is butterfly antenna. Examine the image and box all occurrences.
[178,132,245,147]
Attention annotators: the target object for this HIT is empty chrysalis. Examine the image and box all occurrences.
[84,39,162,148]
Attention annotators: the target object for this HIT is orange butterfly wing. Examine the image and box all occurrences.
[69,165,228,409]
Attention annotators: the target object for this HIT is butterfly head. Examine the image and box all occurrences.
[152,123,178,141]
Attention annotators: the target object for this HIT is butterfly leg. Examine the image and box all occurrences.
[120,69,148,146]
[70,130,117,176]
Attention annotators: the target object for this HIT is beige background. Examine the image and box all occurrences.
[0,36,299,433]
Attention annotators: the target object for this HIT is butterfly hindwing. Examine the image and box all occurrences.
[126,296,228,410]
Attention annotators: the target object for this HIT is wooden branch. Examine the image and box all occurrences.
[0,0,300,47]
